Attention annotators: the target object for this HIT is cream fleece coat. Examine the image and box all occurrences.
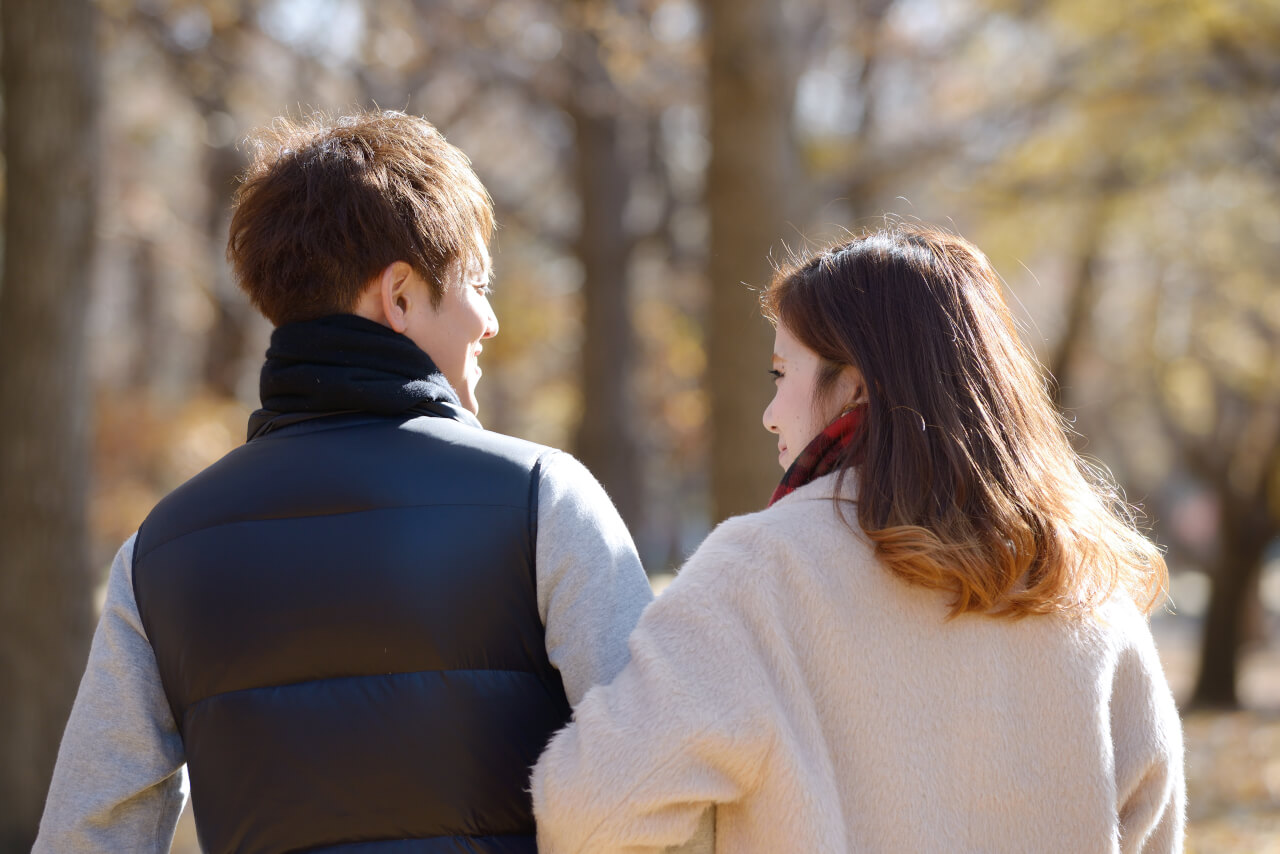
[532,473,1185,853]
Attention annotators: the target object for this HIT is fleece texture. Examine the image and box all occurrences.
[533,472,1185,854]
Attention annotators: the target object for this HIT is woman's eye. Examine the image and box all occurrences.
[473,283,492,297]
[768,369,783,381]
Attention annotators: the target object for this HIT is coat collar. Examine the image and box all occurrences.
[247,313,480,440]
[768,470,859,507]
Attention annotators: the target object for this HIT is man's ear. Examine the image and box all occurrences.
[377,261,416,334]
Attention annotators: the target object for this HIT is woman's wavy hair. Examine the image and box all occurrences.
[761,224,1167,618]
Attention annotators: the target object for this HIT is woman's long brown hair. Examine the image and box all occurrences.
[762,225,1167,617]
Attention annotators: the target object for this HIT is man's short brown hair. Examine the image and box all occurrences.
[227,109,493,326]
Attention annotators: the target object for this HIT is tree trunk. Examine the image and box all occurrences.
[569,47,644,536]
[1049,207,1106,410]
[0,0,100,848]
[1189,501,1272,709]
[128,238,162,390]
[202,140,254,398]
[705,0,796,522]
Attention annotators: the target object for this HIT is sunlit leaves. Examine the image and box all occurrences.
[1182,710,1280,853]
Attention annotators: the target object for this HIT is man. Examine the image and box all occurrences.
[34,110,654,853]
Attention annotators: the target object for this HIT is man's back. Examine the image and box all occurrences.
[135,411,570,852]
[36,108,654,854]
[37,315,653,853]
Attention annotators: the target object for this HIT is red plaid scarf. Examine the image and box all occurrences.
[769,405,866,506]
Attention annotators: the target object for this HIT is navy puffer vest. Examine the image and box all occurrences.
[132,316,571,853]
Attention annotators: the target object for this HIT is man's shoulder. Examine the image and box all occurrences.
[137,415,568,563]
[398,416,570,485]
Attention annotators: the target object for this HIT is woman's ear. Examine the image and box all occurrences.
[839,365,867,410]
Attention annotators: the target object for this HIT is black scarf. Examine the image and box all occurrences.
[248,314,480,440]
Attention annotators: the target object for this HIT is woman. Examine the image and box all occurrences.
[532,225,1185,853]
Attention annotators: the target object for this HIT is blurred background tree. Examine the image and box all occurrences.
[0,0,99,848]
[2,0,1279,849]
[705,0,794,521]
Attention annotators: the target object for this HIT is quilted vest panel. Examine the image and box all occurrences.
[134,414,571,854]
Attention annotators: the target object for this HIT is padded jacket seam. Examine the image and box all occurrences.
[184,667,550,714]
[135,501,529,565]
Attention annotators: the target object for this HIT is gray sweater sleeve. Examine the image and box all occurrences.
[534,451,654,706]
[533,453,712,852]
[33,534,188,854]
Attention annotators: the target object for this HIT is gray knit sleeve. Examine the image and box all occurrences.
[33,535,187,854]
[534,451,654,706]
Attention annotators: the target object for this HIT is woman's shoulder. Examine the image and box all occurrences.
[1047,590,1172,705]
[670,476,875,598]
[710,486,865,554]
[1090,590,1169,666]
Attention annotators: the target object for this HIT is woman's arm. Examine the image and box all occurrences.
[532,518,780,854]
[1111,611,1186,854]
